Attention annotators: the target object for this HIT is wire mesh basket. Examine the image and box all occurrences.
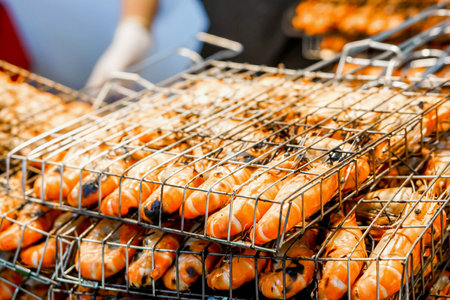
[49,138,449,299]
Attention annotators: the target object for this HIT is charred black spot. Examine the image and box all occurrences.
[311,77,321,83]
[415,208,421,215]
[82,174,102,198]
[285,267,298,281]
[53,166,62,174]
[30,209,45,218]
[232,152,256,164]
[293,261,305,274]
[140,273,150,286]
[186,266,198,278]
[417,101,424,109]
[143,199,161,223]
[327,146,343,165]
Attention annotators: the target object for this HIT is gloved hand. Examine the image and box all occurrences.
[85,17,153,90]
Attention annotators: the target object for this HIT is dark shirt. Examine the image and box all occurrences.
[200,0,317,69]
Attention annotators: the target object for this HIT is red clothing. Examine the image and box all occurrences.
[0,3,30,69]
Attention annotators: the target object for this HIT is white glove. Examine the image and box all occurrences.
[85,17,153,90]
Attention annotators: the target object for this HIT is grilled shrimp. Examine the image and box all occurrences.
[207,159,296,239]
[352,197,446,300]
[424,147,450,197]
[141,163,204,224]
[68,150,133,208]
[162,238,223,291]
[33,145,108,201]
[430,271,450,299]
[259,229,317,299]
[20,212,87,269]
[207,248,268,290]
[374,96,450,162]
[100,152,173,216]
[0,269,23,300]
[181,161,254,219]
[128,230,180,287]
[318,212,367,300]
[251,142,369,245]
[0,195,23,232]
[0,204,60,251]
[75,219,141,281]
[355,187,413,240]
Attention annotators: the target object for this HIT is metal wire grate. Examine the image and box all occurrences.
[49,139,449,299]
[0,60,95,174]
[6,56,449,253]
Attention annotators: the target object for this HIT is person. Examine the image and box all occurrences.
[201,0,316,70]
[0,0,208,90]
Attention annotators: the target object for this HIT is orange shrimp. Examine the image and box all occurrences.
[181,160,254,219]
[33,145,107,201]
[162,238,223,291]
[0,194,23,232]
[206,159,296,239]
[318,212,367,300]
[251,147,369,245]
[0,204,60,251]
[67,151,133,207]
[0,269,23,300]
[355,187,413,240]
[352,198,447,300]
[20,212,88,269]
[424,147,450,197]
[140,163,204,224]
[128,230,180,287]
[207,248,268,290]
[100,152,173,217]
[374,96,450,162]
[75,219,141,281]
[259,229,317,299]
[430,271,450,299]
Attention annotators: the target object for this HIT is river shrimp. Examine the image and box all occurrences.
[140,163,204,224]
[250,140,370,245]
[75,219,141,281]
[352,197,446,300]
[373,95,450,162]
[207,248,268,290]
[0,204,60,251]
[0,195,23,232]
[162,238,223,291]
[100,152,173,217]
[259,229,317,299]
[424,147,450,197]
[128,229,180,287]
[67,149,134,208]
[318,212,367,300]
[181,156,255,219]
[206,159,296,239]
[355,187,413,240]
[33,144,108,201]
[0,269,23,300]
[20,213,88,269]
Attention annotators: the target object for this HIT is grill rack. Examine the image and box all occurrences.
[50,140,449,299]
[0,60,96,171]
[0,266,52,300]
[6,52,450,252]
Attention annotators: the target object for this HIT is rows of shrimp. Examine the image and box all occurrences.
[32,136,444,300]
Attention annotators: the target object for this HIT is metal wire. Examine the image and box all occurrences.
[51,140,449,299]
[6,54,449,253]
[0,60,95,174]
